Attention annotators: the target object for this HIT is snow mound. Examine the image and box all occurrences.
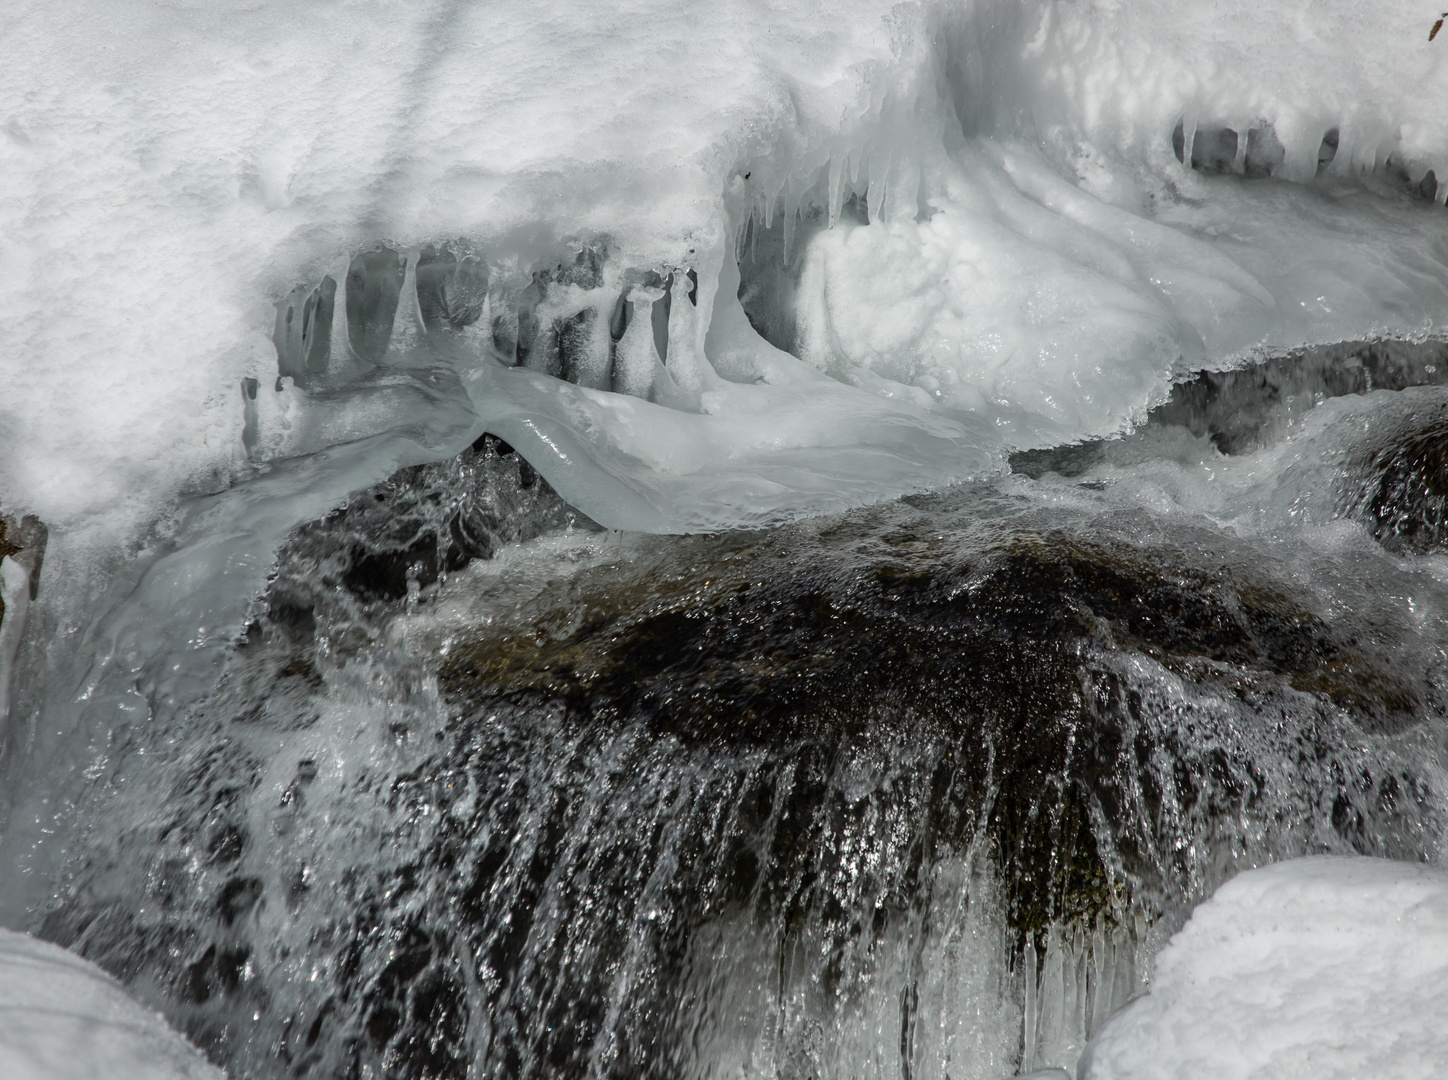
[1081,857,1448,1080]
[0,930,223,1080]
[7,0,1448,540]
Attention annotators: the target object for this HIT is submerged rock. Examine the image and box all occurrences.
[33,462,1446,1080]
[1363,416,1448,554]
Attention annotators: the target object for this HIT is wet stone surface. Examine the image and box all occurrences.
[33,450,1448,1080]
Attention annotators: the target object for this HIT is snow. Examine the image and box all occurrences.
[1080,857,1448,1080]
[6,0,1448,538]
[0,930,222,1080]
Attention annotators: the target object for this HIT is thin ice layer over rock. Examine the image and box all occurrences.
[1081,857,1448,1080]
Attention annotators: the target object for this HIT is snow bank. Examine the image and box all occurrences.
[0,930,222,1080]
[4,0,1448,538]
[1081,857,1448,1080]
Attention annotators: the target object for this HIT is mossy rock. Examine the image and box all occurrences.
[439,499,1431,939]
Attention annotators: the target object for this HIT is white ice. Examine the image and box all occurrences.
[6,0,1448,539]
[0,929,222,1080]
[1080,857,1448,1080]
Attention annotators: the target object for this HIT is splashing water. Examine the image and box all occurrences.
[4,1,1448,1078]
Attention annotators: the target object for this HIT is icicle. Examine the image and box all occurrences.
[345,246,406,364]
[1089,921,1110,1036]
[612,285,663,399]
[1037,927,1065,1065]
[1022,933,1038,1073]
[664,270,708,394]
[827,152,844,229]
[557,297,613,390]
[782,181,800,265]
[867,145,893,224]
[1181,111,1199,174]
[1068,928,1087,1054]
[239,377,259,459]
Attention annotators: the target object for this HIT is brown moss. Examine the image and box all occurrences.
[439,514,1422,936]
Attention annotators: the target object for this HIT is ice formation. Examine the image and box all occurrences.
[0,929,222,1080]
[5,0,1448,537]
[1081,857,1448,1080]
[5,0,1448,1077]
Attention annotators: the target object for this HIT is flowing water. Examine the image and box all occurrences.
[5,2,1448,1078]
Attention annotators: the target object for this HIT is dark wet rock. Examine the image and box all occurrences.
[346,247,407,363]
[1357,408,1448,554]
[273,433,591,608]
[34,479,1444,1080]
[447,525,1427,736]
[0,512,47,626]
[1243,126,1285,179]
[1190,126,1238,174]
[1013,338,1448,477]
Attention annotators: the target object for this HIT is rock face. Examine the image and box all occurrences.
[0,513,46,625]
[1364,416,1448,553]
[0,512,46,734]
[33,460,1446,1080]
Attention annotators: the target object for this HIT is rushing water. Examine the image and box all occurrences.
[6,2,1448,1077]
[5,337,1448,1078]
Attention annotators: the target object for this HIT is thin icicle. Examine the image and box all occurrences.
[1022,932,1038,1073]
[827,152,844,229]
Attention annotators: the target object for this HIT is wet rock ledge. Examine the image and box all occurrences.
[34,444,1448,1080]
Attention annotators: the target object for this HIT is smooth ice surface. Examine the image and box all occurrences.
[6,0,1448,538]
[0,930,222,1080]
[1081,857,1448,1080]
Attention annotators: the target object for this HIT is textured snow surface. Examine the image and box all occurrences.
[1081,857,1448,1080]
[5,0,1448,537]
[0,930,223,1080]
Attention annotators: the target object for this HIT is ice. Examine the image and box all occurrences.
[5,4,1448,1076]
[1080,857,1448,1080]
[0,929,222,1080]
[6,0,1448,541]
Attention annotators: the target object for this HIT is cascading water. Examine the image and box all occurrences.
[4,1,1448,1078]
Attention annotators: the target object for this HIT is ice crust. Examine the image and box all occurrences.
[6,0,1448,540]
[0,929,223,1080]
[1081,857,1448,1080]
